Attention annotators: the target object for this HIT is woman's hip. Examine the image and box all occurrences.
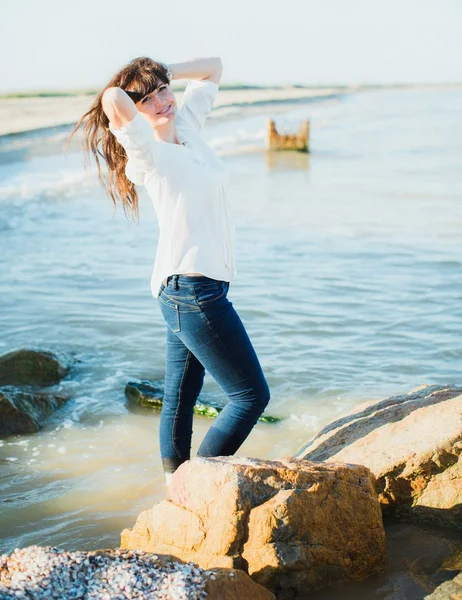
[158,275,230,313]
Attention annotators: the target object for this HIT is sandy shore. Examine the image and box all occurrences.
[0,87,346,136]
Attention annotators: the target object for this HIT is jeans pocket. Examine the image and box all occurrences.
[160,298,181,333]
[194,281,227,306]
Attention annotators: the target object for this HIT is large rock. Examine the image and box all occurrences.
[0,348,72,387]
[295,385,462,529]
[121,456,386,597]
[0,386,69,435]
[0,545,274,599]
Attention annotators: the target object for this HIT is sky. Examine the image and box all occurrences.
[2,0,461,93]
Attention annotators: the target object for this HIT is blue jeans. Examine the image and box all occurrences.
[157,274,270,474]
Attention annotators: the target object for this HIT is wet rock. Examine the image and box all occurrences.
[125,379,282,422]
[0,348,72,388]
[295,384,462,529]
[0,386,69,436]
[125,380,164,410]
[424,572,462,600]
[0,545,274,599]
[121,456,385,596]
[206,567,275,599]
[306,521,462,600]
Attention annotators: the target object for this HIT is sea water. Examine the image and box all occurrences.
[0,86,461,557]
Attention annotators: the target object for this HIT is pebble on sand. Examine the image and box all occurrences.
[0,546,211,599]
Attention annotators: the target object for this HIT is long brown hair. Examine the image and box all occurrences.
[68,57,169,222]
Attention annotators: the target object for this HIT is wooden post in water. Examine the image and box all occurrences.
[267,119,310,152]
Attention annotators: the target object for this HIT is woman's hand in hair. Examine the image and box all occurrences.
[168,57,222,84]
[102,87,137,130]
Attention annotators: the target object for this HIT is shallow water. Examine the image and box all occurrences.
[0,86,461,561]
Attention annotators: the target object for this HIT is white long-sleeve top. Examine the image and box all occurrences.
[108,79,236,298]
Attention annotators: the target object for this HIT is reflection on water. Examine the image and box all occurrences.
[264,149,310,170]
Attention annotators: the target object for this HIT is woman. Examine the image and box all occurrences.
[71,56,270,484]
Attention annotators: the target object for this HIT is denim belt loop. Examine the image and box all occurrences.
[173,275,179,291]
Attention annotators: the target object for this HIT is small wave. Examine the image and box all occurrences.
[0,167,98,203]
[0,124,77,166]
[0,125,72,150]
[213,91,344,112]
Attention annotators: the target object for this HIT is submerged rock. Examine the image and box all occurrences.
[0,545,274,599]
[125,380,164,410]
[0,348,72,387]
[125,379,282,423]
[295,384,462,529]
[0,386,69,436]
[121,456,385,597]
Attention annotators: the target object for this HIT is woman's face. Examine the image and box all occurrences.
[135,83,177,127]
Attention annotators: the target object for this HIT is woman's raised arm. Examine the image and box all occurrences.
[168,57,223,84]
[102,87,137,129]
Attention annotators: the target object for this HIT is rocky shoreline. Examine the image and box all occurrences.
[0,347,460,599]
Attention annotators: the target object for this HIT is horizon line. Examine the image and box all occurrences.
[1,80,462,99]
